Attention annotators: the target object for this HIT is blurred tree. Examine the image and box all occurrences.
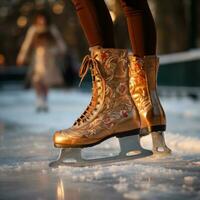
[106,0,200,54]
[189,0,199,48]
[153,0,189,54]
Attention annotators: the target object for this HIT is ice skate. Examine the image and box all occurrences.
[129,55,171,156]
[49,135,152,167]
[50,48,151,167]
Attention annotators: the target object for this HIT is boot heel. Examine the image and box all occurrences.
[140,125,166,137]
[118,135,152,157]
[116,128,140,138]
[151,131,171,156]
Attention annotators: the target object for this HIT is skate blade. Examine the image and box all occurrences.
[151,131,172,158]
[49,135,152,168]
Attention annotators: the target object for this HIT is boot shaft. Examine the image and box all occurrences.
[54,49,141,147]
[90,48,132,104]
[91,48,129,82]
[129,55,166,131]
[143,55,159,91]
[76,48,140,131]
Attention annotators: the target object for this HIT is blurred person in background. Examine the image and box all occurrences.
[17,11,66,112]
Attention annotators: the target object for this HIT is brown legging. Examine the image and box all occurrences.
[72,0,156,58]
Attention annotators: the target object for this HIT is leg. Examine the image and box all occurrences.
[72,0,115,48]
[123,0,171,156]
[41,82,48,111]
[120,0,156,57]
[33,81,48,112]
[41,83,48,102]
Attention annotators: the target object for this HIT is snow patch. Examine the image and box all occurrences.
[0,161,48,172]
[123,191,143,200]
[52,163,183,185]
[113,177,129,193]
[162,97,200,118]
[141,133,200,154]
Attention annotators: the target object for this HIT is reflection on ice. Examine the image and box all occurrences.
[57,178,65,200]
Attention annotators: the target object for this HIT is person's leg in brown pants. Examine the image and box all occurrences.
[72,0,156,57]
[121,1,170,154]
[120,0,156,57]
[72,0,115,48]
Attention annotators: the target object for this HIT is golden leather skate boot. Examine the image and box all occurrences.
[53,49,140,148]
[129,55,171,155]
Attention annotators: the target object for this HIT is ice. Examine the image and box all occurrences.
[113,177,129,193]
[0,89,200,200]
[0,89,91,133]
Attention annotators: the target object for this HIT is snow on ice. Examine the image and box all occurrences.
[0,89,200,200]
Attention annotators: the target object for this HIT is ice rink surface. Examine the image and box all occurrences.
[0,88,200,200]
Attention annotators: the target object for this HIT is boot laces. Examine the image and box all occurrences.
[73,55,102,126]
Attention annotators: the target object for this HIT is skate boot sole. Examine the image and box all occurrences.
[54,128,140,148]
